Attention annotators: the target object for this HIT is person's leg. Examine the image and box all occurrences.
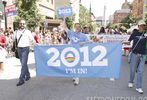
[136,55,145,89]
[0,62,4,71]
[23,47,30,80]
[16,48,25,86]
[135,55,145,94]
[129,53,139,84]
[0,49,5,73]
[17,47,29,86]
[17,48,25,81]
[0,62,4,74]
[0,62,1,71]
[19,47,30,80]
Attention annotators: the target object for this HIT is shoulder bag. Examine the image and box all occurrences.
[12,30,25,58]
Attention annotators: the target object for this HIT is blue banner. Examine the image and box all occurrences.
[56,7,73,18]
[34,43,122,79]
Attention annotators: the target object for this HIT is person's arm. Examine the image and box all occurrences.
[123,33,135,45]
[12,31,17,41]
[80,41,93,46]
[28,31,36,45]
[61,21,73,42]
[61,21,69,32]
[79,34,92,46]
[122,41,130,45]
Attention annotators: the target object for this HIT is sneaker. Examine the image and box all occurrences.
[73,78,79,86]
[110,78,115,81]
[136,88,143,94]
[128,83,133,88]
[72,77,78,82]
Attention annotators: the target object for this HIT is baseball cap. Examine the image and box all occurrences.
[138,20,146,25]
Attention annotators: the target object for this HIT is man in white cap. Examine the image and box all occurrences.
[127,20,146,94]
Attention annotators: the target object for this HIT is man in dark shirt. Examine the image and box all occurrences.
[128,20,146,94]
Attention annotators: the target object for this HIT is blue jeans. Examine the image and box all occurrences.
[17,47,30,81]
[129,52,145,88]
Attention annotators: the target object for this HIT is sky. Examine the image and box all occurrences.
[81,0,133,20]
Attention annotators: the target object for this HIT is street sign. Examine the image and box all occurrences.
[56,6,73,18]
[6,11,16,16]
[5,5,16,17]
[0,0,4,12]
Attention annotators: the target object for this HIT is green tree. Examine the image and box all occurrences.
[65,17,73,29]
[15,0,41,31]
[79,5,91,28]
[121,14,137,28]
[144,13,147,32]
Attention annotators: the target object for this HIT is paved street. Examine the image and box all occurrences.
[0,53,147,100]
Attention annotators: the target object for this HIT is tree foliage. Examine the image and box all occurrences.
[144,13,147,32]
[65,17,73,29]
[15,0,41,31]
[121,14,137,28]
[79,5,91,28]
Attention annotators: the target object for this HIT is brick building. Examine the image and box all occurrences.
[113,9,130,23]
[113,0,131,23]
[132,0,144,19]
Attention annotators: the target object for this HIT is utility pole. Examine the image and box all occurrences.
[103,4,106,27]
[89,0,92,27]
[2,0,7,30]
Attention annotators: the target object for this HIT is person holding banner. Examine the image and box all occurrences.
[62,21,89,85]
[14,19,35,86]
[128,20,146,94]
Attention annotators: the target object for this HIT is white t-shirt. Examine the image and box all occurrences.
[14,29,34,47]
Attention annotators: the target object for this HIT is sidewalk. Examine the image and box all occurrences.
[0,52,36,80]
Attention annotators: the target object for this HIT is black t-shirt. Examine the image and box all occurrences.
[128,30,147,54]
[128,29,143,41]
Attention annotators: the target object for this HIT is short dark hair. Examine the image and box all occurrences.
[83,27,87,29]
[74,23,81,27]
